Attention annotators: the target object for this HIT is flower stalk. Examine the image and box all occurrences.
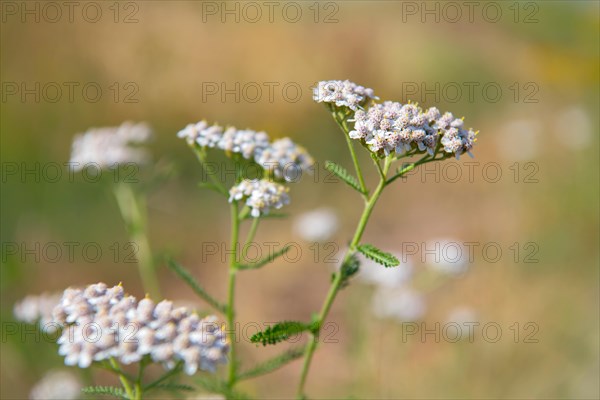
[113,183,161,299]
[297,155,392,398]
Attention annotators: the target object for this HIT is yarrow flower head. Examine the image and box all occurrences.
[348,101,477,159]
[229,179,290,218]
[177,121,313,181]
[313,80,377,111]
[52,282,229,375]
[14,292,61,333]
[69,122,151,171]
[256,138,315,181]
[435,112,477,158]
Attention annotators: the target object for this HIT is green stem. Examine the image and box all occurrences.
[331,109,368,196]
[296,157,393,398]
[241,217,260,262]
[113,184,161,299]
[132,357,147,400]
[227,201,240,388]
[143,363,183,392]
[110,358,135,400]
[194,146,228,196]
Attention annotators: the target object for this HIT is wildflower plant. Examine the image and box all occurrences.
[16,79,478,399]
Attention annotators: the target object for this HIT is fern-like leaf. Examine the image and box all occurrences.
[196,377,250,400]
[238,347,305,380]
[152,382,195,392]
[356,244,399,267]
[197,181,226,195]
[167,259,228,314]
[238,245,290,270]
[251,321,315,346]
[81,386,127,399]
[325,161,365,194]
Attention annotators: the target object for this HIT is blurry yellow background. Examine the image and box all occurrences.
[1,1,599,399]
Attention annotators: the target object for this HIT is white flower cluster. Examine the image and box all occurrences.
[70,122,151,171]
[177,121,313,182]
[30,370,81,400]
[313,80,377,110]
[349,101,476,158]
[52,283,228,375]
[14,293,61,333]
[229,179,290,218]
[435,111,477,158]
[255,138,314,181]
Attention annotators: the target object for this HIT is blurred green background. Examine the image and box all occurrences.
[1,1,598,399]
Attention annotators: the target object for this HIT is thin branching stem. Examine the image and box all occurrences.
[330,107,368,197]
[227,201,240,388]
[297,156,393,398]
[143,363,183,392]
[241,217,260,261]
[194,146,229,196]
[109,357,135,400]
[113,183,161,300]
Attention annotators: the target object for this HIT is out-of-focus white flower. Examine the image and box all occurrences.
[496,119,541,161]
[69,122,151,171]
[313,80,377,111]
[293,207,339,242]
[424,238,469,276]
[229,179,290,218]
[218,127,270,160]
[177,121,314,182]
[187,395,226,400]
[52,283,228,375]
[357,254,414,288]
[445,306,479,341]
[554,106,592,150]
[177,120,223,147]
[256,138,314,182]
[14,293,61,333]
[29,370,81,400]
[371,288,426,322]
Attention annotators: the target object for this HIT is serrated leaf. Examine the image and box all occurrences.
[152,382,195,392]
[167,259,228,314]
[238,347,304,380]
[238,245,290,270]
[251,321,315,346]
[325,161,365,194]
[356,244,399,267]
[196,377,250,400]
[197,181,226,195]
[82,386,127,399]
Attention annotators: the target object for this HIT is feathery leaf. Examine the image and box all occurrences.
[238,347,305,380]
[151,383,195,392]
[167,259,227,313]
[81,386,127,399]
[356,244,399,267]
[325,161,365,194]
[196,377,250,400]
[238,245,290,270]
[251,321,315,346]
